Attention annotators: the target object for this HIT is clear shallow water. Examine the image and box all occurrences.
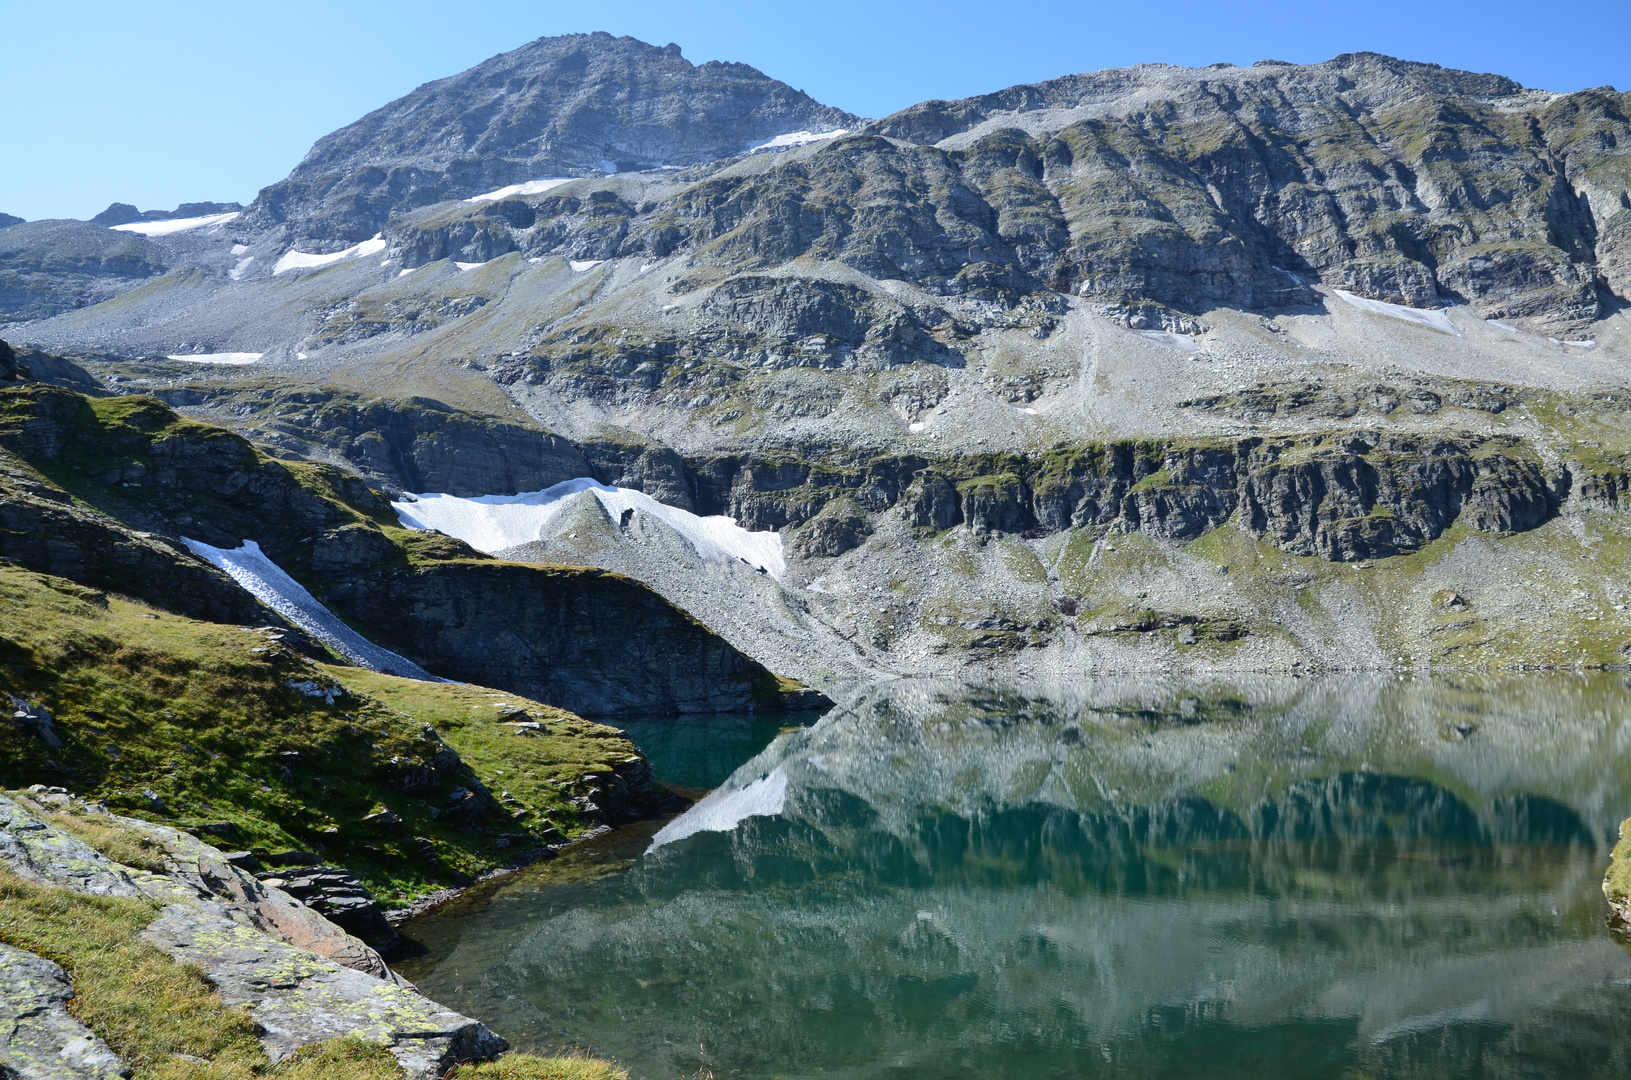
[399,676,1631,1079]
[617,713,823,792]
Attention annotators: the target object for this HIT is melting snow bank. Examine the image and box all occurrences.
[752,130,848,152]
[167,352,261,365]
[110,211,239,236]
[273,235,387,276]
[648,767,788,850]
[392,478,785,579]
[180,537,441,681]
[466,178,572,202]
[1133,329,1199,352]
[1333,289,1462,337]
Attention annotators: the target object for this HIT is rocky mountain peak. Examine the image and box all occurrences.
[242,31,860,249]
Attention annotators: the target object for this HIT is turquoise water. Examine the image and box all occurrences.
[399,676,1631,1079]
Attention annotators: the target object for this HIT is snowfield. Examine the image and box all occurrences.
[273,235,387,276]
[167,352,262,365]
[752,130,848,152]
[392,478,786,579]
[466,178,573,202]
[110,211,239,236]
[181,537,440,680]
[1333,289,1462,337]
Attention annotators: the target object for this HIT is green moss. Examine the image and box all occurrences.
[1129,468,1170,493]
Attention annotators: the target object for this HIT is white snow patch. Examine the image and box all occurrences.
[1012,406,1039,415]
[1333,290,1462,337]
[465,178,573,202]
[569,259,605,272]
[1549,337,1597,348]
[649,767,788,850]
[597,160,618,174]
[1489,320,1522,334]
[273,235,387,276]
[296,352,308,360]
[907,421,927,432]
[110,211,239,236]
[229,256,255,281]
[393,478,785,579]
[1272,265,1305,285]
[454,260,487,271]
[752,130,848,152]
[180,538,441,680]
[231,243,249,255]
[167,352,261,365]
[1133,329,1199,352]
[806,576,830,594]
[398,268,415,277]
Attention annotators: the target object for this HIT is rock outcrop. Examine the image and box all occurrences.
[0,792,507,1078]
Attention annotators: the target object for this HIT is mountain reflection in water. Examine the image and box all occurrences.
[398,675,1631,1080]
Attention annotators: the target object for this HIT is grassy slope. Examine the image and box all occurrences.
[0,565,644,906]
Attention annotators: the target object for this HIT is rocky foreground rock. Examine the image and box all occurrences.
[0,791,507,1078]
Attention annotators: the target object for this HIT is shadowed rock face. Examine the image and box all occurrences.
[243,32,858,249]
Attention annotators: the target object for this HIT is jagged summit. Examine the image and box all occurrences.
[243,32,859,249]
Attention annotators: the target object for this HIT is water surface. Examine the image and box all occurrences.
[401,676,1631,1079]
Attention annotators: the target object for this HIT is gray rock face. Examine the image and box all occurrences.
[243,32,858,249]
[0,944,128,1080]
[412,53,1625,336]
[328,557,786,716]
[0,221,164,323]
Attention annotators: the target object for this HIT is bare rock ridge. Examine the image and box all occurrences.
[243,32,860,250]
[361,49,1631,334]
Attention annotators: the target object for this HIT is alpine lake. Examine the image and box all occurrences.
[396,676,1631,1079]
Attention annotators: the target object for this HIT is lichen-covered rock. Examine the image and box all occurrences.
[0,796,150,900]
[141,904,505,1079]
[0,795,398,981]
[0,944,128,1079]
[0,795,504,1076]
[101,810,402,980]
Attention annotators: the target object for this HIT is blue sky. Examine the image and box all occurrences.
[6,0,1628,221]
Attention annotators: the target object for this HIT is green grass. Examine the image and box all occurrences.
[1608,819,1631,915]
[451,1055,629,1080]
[0,565,644,906]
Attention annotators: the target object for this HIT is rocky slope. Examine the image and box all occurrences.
[242,32,859,250]
[7,42,1631,682]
